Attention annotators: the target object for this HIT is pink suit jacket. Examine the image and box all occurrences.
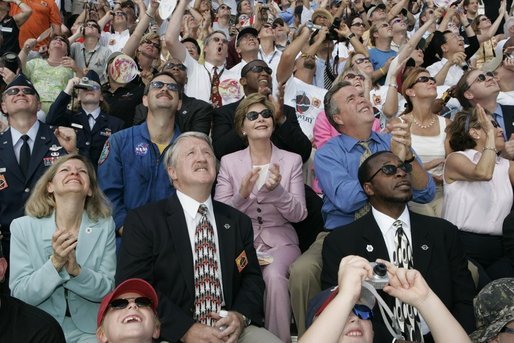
[215,144,307,248]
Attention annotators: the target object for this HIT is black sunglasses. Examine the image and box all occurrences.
[245,108,273,121]
[150,81,180,92]
[353,57,370,65]
[243,65,273,76]
[3,87,37,96]
[352,304,373,320]
[85,22,101,30]
[500,326,514,334]
[109,297,153,310]
[466,71,495,90]
[142,39,160,50]
[344,73,365,81]
[163,62,187,71]
[351,22,366,27]
[367,162,413,182]
[413,76,436,85]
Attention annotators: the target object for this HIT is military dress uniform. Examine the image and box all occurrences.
[0,122,68,260]
[46,91,124,169]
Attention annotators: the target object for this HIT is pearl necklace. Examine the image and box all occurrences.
[413,116,436,129]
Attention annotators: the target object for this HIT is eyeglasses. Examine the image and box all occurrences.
[3,87,37,96]
[245,108,273,121]
[142,39,160,50]
[466,71,495,90]
[163,62,187,71]
[210,36,228,44]
[109,297,153,310]
[351,22,366,27]
[344,73,365,81]
[243,65,273,76]
[150,81,180,92]
[352,57,370,65]
[352,304,373,320]
[500,326,514,334]
[367,162,413,182]
[413,76,436,85]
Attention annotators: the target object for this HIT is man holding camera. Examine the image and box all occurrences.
[321,150,476,342]
[45,70,124,170]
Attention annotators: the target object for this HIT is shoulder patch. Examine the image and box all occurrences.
[98,140,110,165]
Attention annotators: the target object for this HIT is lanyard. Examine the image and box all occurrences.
[258,49,278,65]
[82,47,97,68]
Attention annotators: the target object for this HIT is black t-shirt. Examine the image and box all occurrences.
[0,294,66,343]
[0,16,20,55]
[102,78,145,128]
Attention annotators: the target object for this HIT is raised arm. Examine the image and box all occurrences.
[476,0,506,43]
[123,0,159,57]
[10,0,32,27]
[276,26,311,84]
[164,0,188,62]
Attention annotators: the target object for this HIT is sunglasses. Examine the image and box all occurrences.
[163,62,187,71]
[344,73,365,81]
[500,326,514,334]
[245,108,273,121]
[243,65,273,76]
[391,18,403,25]
[142,39,160,50]
[479,17,490,22]
[367,162,413,182]
[3,87,37,96]
[466,71,495,90]
[114,11,127,17]
[150,81,180,92]
[352,304,373,320]
[353,57,370,65]
[272,23,284,29]
[351,22,366,27]
[85,22,100,30]
[52,36,68,44]
[109,297,153,310]
[413,76,436,85]
[210,36,228,44]
[465,113,501,132]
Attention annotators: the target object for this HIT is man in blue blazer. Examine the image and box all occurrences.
[321,151,476,343]
[116,132,281,343]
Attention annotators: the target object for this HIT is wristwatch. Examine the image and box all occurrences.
[241,314,251,327]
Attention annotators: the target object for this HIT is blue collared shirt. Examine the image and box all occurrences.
[314,131,435,230]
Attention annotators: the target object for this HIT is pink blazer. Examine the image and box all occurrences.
[215,144,307,248]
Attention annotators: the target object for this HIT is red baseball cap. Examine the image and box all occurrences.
[97,278,159,327]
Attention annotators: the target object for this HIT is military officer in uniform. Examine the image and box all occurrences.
[0,74,77,265]
[46,70,124,170]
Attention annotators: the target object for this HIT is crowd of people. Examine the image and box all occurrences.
[0,0,514,342]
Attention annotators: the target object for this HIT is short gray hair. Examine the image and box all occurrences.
[324,81,352,130]
[164,131,215,169]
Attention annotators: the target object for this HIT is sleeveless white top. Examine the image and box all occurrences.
[411,116,446,177]
[442,149,513,235]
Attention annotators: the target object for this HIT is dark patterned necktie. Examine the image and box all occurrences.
[19,134,30,177]
[324,60,335,90]
[355,141,372,219]
[210,67,222,109]
[392,220,424,342]
[193,204,222,326]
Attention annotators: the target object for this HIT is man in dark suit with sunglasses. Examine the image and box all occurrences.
[0,74,77,268]
[454,68,514,159]
[321,150,476,343]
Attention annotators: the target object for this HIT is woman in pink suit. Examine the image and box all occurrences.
[215,93,307,342]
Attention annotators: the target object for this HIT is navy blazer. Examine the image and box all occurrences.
[115,194,265,342]
[46,91,124,169]
[0,123,67,257]
[321,210,476,343]
[500,104,514,140]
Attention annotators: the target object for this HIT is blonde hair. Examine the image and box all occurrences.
[25,154,111,220]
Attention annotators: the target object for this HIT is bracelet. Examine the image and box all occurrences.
[347,33,356,40]
[359,9,366,15]
[464,22,471,28]
[483,146,497,153]
[145,11,154,19]
[379,67,385,76]
[388,83,398,89]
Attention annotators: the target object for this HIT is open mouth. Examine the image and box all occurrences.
[345,329,363,337]
[122,315,142,324]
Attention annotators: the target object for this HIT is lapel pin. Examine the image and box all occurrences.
[421,244,429,251]
[224,224,230,230]
[366,244,374,252]
[85,227,92,234]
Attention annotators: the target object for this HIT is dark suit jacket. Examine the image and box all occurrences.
[500,104,514,140]
[46,91,124,169]
[115,194,265,342]
[212,99,312,163]
[132,94,213,135]
[502,211,514,266]
[0,123,68,258]
[321,211,476,342]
